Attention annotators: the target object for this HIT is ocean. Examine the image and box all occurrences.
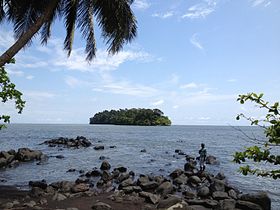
[0,124,279,209]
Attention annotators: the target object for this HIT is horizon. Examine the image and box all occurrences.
[1,0,280,126]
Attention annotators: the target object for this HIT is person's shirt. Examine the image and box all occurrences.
[199,148,207,158]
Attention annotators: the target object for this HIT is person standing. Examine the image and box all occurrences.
[199,143,207,171]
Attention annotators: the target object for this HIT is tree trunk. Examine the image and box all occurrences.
[0,0,59,67]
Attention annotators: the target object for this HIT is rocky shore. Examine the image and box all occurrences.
[0,154,271,210]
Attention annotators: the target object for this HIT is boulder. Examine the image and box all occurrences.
[188,176,201,184]
[236,200,262,210]
[206,155,219,165]
[140,181,159,191]
[156,181,174,195]
[212,191,229,200]
[71,183,89,193]
[157,195,182,209]
[184,161,196,171]
[173,174,188,185]
[210,179,225,192]
[114,165,127,173]
[100,160,111,170]
[94,145,105,150]
[0,157,7,167]
[117,172,130,183]
[240,192,271,210]
[122,186,142,194]
[170,169,184,179]
[197,186,210,197]
[92,201,112,210]
[219,199,236,210]
[228,189,237,200]
[215,172,226,180]
[29,180,48,190]
[16,148,42,161]
[139,191,160,204]
[52,193,67,201]
[119,178,134,189]
[101,170,112,182]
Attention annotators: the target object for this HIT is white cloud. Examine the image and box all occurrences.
[173,105,179,109]
[182,0,218,19]
[26,75,34,80]
[133,0,150,10]
[152,11,174,19]
[25,91,56,99]
[198,117,211,120]
[151,99,164,106]
[190,34,204,50]
[251,0,271,7]
[6,69,24,77]
[180,82,199,89]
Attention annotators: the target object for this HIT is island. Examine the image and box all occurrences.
[89,108,171,126]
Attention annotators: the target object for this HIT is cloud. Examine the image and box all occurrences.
[198,117,211,120]
[0,30,15,49]
[64,76,91,88]
[26,75,34,80]
[152,11,174,19]
[182,0,218,19]
[6,69,24,77]
[251,0,271,7]
[133,0,150,10]
[180,82,199,89]
[151,99,164,106]
[227,79,237,83]
[24,91,57,99]
[190,34,204,50]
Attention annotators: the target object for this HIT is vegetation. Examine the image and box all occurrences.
[234,93,280,179]
[0,60,25,129]
[0,0,137,67]
[90,108,171,126]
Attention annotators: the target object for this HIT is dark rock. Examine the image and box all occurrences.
[55,155,65,159]
[29,180,48,190]
[170,168,184,179]
[122,186,142,194]
[140,149,146,152]
[197,186,210,197]
[212,191,229,200]
[140,181,159,191]
[101,170,112,182]
[129,170,135,176]
[16,148,43,162]
[219,199,236,210]
[67,168,76,172]
[236,200,262,210]
[210,179,225,192]
[94,145,105,150]
[117,172,130,183]
[100,160,111,170]
[188,176,201,184]
[156,181,174,196]
[71,183,89,193]
[228,189,238,200]
[75,178,90,184]
[139,191,160,204]
[109,146,116,148]
[114,165,127,173]
[206,155,219,165]
[157,195,182,209]
[118,178,134,189]
[173,174,188,185]
[240,192,271,210]
[99,156,106,160]
[43,136,91,148]
[215,172,226,180]
[184,161,196,171]
[175,149,181,153]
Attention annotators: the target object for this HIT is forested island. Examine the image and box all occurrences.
[89,108,171,126]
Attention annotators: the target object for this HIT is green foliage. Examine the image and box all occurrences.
[90,108,171,126]
[0,60,25,129]
[234,93,280,179]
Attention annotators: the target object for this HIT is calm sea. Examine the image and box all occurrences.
[0,124,279,209]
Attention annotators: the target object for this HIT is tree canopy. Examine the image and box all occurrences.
[90,108,171,126]
[234,93,280,179]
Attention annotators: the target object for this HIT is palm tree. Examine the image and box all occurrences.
[0,0,137,67]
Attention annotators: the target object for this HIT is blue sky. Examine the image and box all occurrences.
[1,0,280,125]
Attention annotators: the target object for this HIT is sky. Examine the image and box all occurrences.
[0,0,280,125]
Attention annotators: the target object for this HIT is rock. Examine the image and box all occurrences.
[30,187,46,197]
[43,136,91,148]
[240,192,271,210]
[55,155,65,159]
[114,165,127,173]
[187,205,211,210]
[156,181,174,195]
[175,149,181,153]
[92,201,112,210]
[67,168,76,172]
[99,156,106,160]
[236,200,262,210]
[203,199,219,208]
[184,162,196,171]
[170,169,184,179]
[206,155,219,165]
[3,202,14,209]
[117,172,130,183]
[140,149,146,152]
[140,181,159,191]
[94,145,105,150]
[188,176,201,184]
[109,146,116,148]
[157,195,182,209]
[39,198,48,205]
[122,186,142,194]
[154,175,165,184]
[16,148,43,161]
[185,155,195,161]
[197,186,210,197]
[23,200,36,208]
[137,175,150,185]
[71,183,89,193]
[129,170,135,177]
[67,208,79,210]
[139,191,160,204]
[219,199,236,210]
[228,189,237,200]
[52,193,67,201]
[101,170,112,182]
[212,191,229,200]
[29,180,48,190]
[119,178,134,189]
[100,160,111,170]
[173,174,188,185]
[210,179,225,192]
[86,169,101,177]
[215,172,226,180]
[50,181,74,192]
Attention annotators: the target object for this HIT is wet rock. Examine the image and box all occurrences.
[99,156,106,160]
[240,192,271,210]
[23,200,36,208]
[86,169,101,177]
[55,155,65,159]
[16,148,43,162]
[3,202,14,209]
[197,186,210,197]
[188,176,201,185]
[140,149,147,152]
[140,181,159,191]
[212,191,229,200]
[219,199,236,210]
[173,174,188,185]
[228,189,237,200]
[100,160,111,170]
[122,186,142,194]
[117,172,130,183]
[210,179,225,192]
[206,155,219,165]
[29,180,48,190]
[75,178,90,184]
[94,145,105,150]
[129,170,135,177]
[71,183,89,193]
[43,136,91,148]
[184,161,196,171]
[101,170,112,182]
[92,201,112,210]
[119,178,134,189]
[114,165,127,173]
[139,191,160,204]
[170,169,184,179]
[156,181,174,195]
[215,172,226,180]
[236,200,262,210]
[109,146,116,148]
[67,168,76,172]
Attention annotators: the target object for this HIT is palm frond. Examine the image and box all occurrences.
[93,0,137,54]
[0,0,5,22]
[77,0,96,61]
[63,0,79,56]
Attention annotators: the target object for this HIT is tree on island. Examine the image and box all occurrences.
[234,93,280,179]
[0,0,137,67]
[90,108,171,126]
